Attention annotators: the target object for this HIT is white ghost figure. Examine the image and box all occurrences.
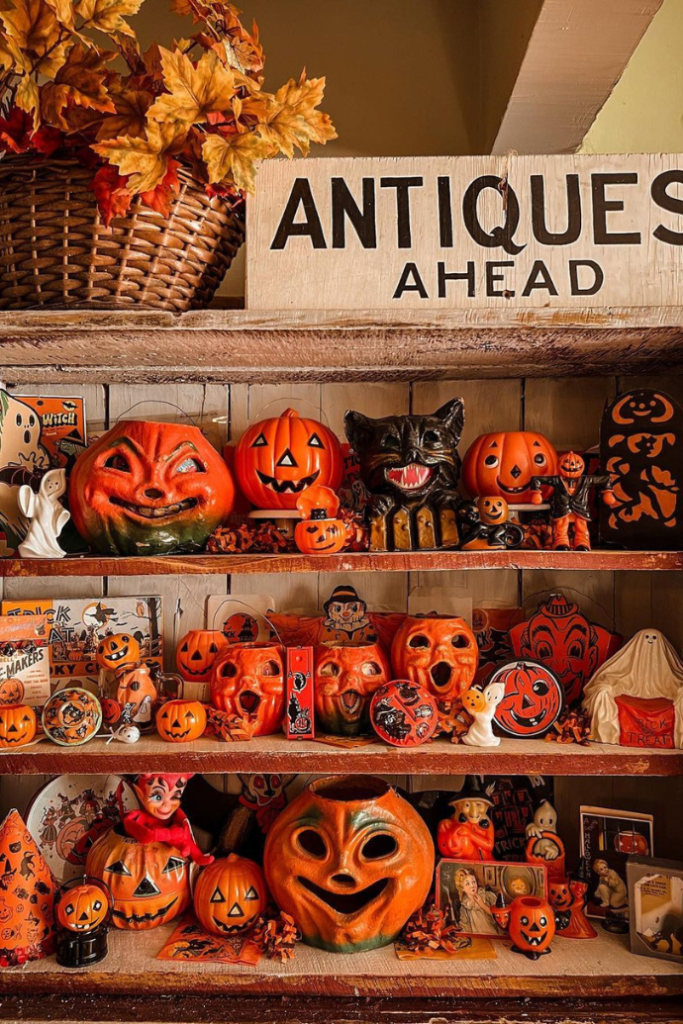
[107,724,141,744]
[17,468,70,558]
[583,629,683,747]
[462,680,506,747]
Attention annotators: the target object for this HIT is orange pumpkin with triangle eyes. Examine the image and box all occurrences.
[0,703,36,748]
[176,630,229,683]
[156,699,207,743]
[0,677,24,706]
[193,854,267,936]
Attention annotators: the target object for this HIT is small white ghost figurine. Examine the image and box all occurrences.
[17,469,70,558]
[462,680,506,747]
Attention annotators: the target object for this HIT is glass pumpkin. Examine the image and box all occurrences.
[234,408,343,511]
[0,703,36,748]
[176,629,230,684]
[264,775,434,953]
[69,420,235,556]
[156,699,207,743]
[210,642,285,736]
[314,642,391,736]
[85,826,189,930]
[463,431,559,504]
[390,616,478,704]
[193,854,267,936]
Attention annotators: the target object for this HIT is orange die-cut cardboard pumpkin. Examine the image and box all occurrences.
[0,703,36,748]
[156,699,207,743]
[0,809,56,965]
[0,678,24,706]
[391,616,478,704]
[85,826,189,930]
[69,420,234,556]
[314,642,391,736]
[491,660,564,739]
[176,630,230,684]
[193,854,267,936]
[235,408,343,511]
[264,775,434,953]
[463,431,558,504]
[210,642,285,736]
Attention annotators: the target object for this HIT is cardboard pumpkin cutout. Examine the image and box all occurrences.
[492,660,564,739]
[600,389,683,550]
[0,809,56,965]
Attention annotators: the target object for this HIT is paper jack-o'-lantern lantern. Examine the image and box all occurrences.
[391,616,478,704]
[156,699,207,742]
[194,854,267,936]
[264,775,434,953]
[314,642,391,736]
[42,687,102,746]
[176,630,230,683]
[463,431,559,504]
[235,408,343,511]
[86,826,189,930]
[210,642,285,736]
[0,703,36,748]
[69,420,235,556]
[492,660,564,739]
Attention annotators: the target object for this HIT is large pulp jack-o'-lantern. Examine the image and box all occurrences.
[463,431,558,504]
[69,420,235,556]
[314,642,391,736]
[391,616,478,705]
[235,408,343,510]
[210,642,285,735]
[264,775,434,953]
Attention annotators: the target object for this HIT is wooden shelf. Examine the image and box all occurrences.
[1,549,681,577]
[2,305,683,384]
[2,734,681,776]
[2,923,681,1000]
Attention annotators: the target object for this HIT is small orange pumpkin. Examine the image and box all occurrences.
[0,703,36,748]
[96,633,140,673]
[463,431,559,503]
[57,882,110,932]
[210,642,285,736]
[193,854,267,936]
[156,699,207,742]
[0,677,24,706]
[507,895,556,958]
[235,408,343,510]
[176,630,230,683]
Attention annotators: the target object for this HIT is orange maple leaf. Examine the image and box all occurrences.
[40,44,115,130]
[147,46,235,126]
[96,86,150,141]
[75,0,143,38]
[0,0,68,77]
[93,118,187,193]
[91,163,132,226]
[258,73,336,158]
[140,159,180,217]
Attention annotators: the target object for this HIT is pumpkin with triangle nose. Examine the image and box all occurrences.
[56,882,110,932]
[193,854,268,936]
[156,698,207,742]
[0,703,36,748]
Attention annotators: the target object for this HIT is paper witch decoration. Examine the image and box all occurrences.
[0,809,56,966]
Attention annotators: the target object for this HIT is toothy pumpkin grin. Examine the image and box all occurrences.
[496,478,529,495]
[297,876,389,915]
[520,929,549,946]
[255,469,319,494]
[105,645,130,663]
[211,916,250,934]
[110,497,197,519]
[385,464,433,491]
[340,690,362,714]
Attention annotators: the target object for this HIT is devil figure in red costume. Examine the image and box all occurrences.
[120,773,213,866]
[437,776,495,861]
[530,452,616,551]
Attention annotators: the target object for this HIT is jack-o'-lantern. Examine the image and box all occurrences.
[611,390,675,425]
[42,687,102,746]
[478,496,508,523]
[559,451,585,479]
[0,703,36,747]
[463,431,559,503]
[549,881,572,912]
[156,699,207,742]
[96,633,140,673]
[176,630,229,683]
[69,420,235,556]
[210,642,285,736]
[264,775,434,953]
[391,616,478,704]
[314,642,391,736]
[56,882,110,932]
[507,895,555,959]
[193,854,267,936]
[492,660,564,738]
[295,484,347,555]
[85,826,189,930]
[235,408,343,511]
[0,677,24,705]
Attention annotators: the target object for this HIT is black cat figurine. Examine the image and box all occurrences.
[344,399,465,550]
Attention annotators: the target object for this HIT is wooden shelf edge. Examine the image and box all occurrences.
[1,550,681,577]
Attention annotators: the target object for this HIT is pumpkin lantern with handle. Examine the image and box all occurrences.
[193,854,268,936]
[314,642,391,736]
[463,431,559,504]
[235,408,343,511]
[492,894,556,960]
[55,877,113,968]
[176,630,230,684]
[210,642,286,736]
[391,616,478,706]
[69,420,235,556]
[156,699,207,743]
[0,703,36,748]
[295,484,347,555]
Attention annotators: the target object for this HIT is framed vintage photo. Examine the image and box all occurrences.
[436,859,547,938]
[580,805,654,921]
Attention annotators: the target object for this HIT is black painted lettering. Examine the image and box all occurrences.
[437,176,454,248]
[380,176,423,248]
[271,179,327,250]
[393,263,428,299]
[569,259,604,296]
[522,260,558,296]
[331,177,377,249]
[531,174,581,245]
[486,261,515,297]
[592,173,641,245]
[651,169,683,245]
[438,261,475,298]
[463,176,525,255]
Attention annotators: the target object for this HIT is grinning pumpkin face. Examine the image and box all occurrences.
[85,827,189,930]
[0,703,36,748]
[0,678,24,706]
[391,616,478,704]
[57,882,110,932]
[549,881,572,912]
[295,517,346,555]
[210,643,285,736]
[314,642,391,736]
[508,896,555,957]
[492,660,564,738]
[176,630,229,683]
[611,390,675,425]
[235,408,343,511]
[478,496,508,524]
[463,431,559,503]
[156,699,207,742]
[559,452,584,479]
[69,420,234,556]
[42,688,102,746]
[96,633,140,673]
[264,776,434,953]
[193,854,267,936]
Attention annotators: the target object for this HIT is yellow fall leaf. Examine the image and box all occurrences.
[147,47,235,126]
[15,72,39,127]
[43,0,73,27]
[93,119,187,193]
[258,74,336,159]
[75,0,142,37]
[40,43,114,130]
[0,0,68,76]
[201,129,270,193]
[96,86,150,140]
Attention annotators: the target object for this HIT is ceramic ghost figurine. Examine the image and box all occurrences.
[461,680,505,746]
[17,469,70,558]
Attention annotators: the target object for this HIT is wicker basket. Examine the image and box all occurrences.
[0,157,245,311]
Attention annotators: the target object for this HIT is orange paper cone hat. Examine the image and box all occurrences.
[0,809,56,967]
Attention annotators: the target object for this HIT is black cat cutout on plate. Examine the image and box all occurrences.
[344,399,464,551]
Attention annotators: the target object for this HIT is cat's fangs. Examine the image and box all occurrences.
[385,465,434,490]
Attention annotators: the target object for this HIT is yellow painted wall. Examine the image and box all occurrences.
[581,0,683,153]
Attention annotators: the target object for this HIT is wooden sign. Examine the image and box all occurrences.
[246,154,683,310]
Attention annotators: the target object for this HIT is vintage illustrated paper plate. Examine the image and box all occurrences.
[26,774,137,883]
[41,687,102,746]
